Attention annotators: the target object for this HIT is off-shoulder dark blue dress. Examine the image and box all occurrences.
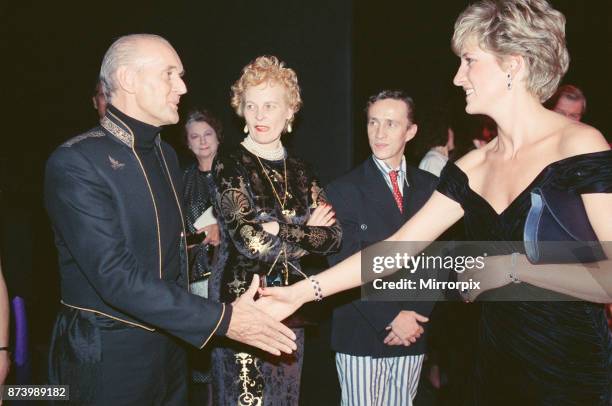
[436,150,612,405]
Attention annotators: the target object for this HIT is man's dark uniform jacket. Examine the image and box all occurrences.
[44,106,230,349]
[326,157,437,357]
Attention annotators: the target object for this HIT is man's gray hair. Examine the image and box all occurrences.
[99,34,171,102]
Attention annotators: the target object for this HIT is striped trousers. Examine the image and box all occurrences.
[335,353,425,406]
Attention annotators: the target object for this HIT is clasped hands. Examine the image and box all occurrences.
[383,310,429,346]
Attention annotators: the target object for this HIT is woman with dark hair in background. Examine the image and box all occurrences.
[210,55,342,405]
[181,108,225,405]
[259,1,612,404]
[183,107,224,259]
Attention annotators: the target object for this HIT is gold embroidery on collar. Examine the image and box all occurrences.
[101,116,133,147]
[62,130,105,147]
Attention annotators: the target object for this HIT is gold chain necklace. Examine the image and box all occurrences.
[254,155,295,287]
[254,155,296,217]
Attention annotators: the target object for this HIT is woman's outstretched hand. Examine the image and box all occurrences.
[256,281,309,322]
[226,275,297,356]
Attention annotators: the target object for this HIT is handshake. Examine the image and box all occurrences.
[224,274,300,355]
[224,274,428,354]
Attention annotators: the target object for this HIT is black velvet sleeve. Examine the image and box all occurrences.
[435,162,470,207]
[553,150,612,194]
[277,177,342,255]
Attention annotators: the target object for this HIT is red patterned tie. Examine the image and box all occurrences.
[389,170,403,213]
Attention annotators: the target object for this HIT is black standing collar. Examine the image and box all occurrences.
[101,104,162,149]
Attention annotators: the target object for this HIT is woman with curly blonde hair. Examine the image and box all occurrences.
[209,55,342,405]
[259,1,612,404]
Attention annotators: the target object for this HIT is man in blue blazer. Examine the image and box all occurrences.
[326,90,438,405]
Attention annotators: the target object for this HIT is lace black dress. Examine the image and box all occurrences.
[210,145,342,405]
[436,150,612,405]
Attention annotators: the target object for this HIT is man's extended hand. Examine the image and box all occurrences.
[383,310,428,346]
[226,275,297,356]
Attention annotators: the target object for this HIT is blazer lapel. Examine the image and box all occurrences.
[402,166,428,220]
[363,158,404,224]
[402,181,413,220]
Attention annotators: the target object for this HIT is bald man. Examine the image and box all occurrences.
[44,34,296,404]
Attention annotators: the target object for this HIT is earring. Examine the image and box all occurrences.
[507,73,512,90]
[243,124,248,134]
[287,122,292,133]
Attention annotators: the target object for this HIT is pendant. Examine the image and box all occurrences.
[283,263,289,286]
[282,209,296,217]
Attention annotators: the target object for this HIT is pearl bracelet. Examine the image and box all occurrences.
[508,252,521,284]
[309,277,323,301]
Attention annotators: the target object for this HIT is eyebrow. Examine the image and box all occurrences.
[167,66,185,76]
[244,100,280,104]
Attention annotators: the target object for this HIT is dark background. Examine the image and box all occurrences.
[1,0,610,392]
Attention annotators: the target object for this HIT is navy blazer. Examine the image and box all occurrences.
[44,111,226,348]
[326,157,438,357]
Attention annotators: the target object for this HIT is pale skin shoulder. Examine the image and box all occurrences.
[558,120,609,157]
[453,141,489,173]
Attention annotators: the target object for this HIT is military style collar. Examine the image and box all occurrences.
[100,105,162,148]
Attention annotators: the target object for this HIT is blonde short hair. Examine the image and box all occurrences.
[230,56,302,119]
[452,0,569,102]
